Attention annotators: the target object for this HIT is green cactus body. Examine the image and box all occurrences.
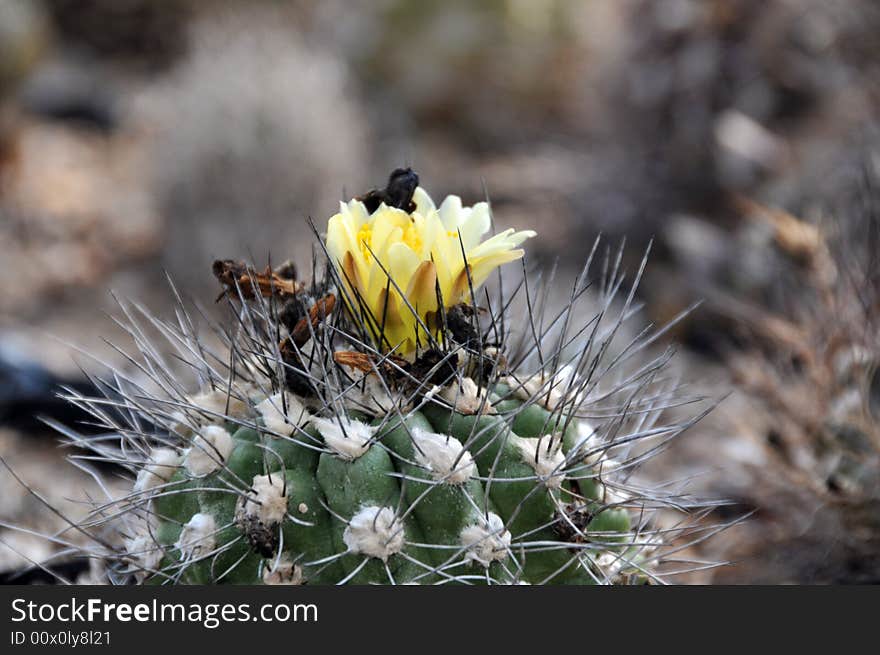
[278,466,345,584]
[152,471,200,524]
[264,428,320,473]
[420,405,580,583]
[316,439,405,584]
[374,411,514,583]
[137,388,628,584]
[585,507,632,548]
[493,384,603,501]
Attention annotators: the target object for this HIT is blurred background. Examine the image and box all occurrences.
[1,0,878,583]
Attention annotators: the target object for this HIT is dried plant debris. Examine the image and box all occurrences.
[672,150,880,583]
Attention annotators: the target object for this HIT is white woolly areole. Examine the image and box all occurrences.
[168,411,194,437]
[602,484,630,507]
[241,474,288,524]
[123,514,162,575]
[312,416,374,460]
[169,388,251,436]
[439,377,495,415]
[460,512,511,566]
[338,362,402,415]
[570,420,602,465]
[175,513,216,560]
[506,365,580,411]
[343,506,405,561]
[411,426,475,484]
[257,392,310,436]
[190,388,250,419]
[185,425,234,476]
[262,556,303,585]
[134,447,181,493]
[599,459,623,475]
[595,552,624,579]
[511,435,566,489]
[125,535,163,573]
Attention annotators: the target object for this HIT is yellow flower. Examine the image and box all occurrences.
[326,187,535,355]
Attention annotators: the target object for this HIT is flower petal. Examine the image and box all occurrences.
[458,202,491,250]
[412,187,435,215]
[326,185,535,355]
[438,194,464,231]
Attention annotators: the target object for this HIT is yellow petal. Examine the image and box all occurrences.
[459,202,491,250]
[438,195,464,231]
[387,242,422,290]
[412,187,435,214]
[468,249,525,289]
[405,260,438,315]
[341,251,363,292]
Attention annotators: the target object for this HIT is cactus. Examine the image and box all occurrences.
[32,169,719,585]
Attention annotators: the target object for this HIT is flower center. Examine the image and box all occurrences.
[358,218,425,262]
[357,223,374,262]
[402,222,423,253]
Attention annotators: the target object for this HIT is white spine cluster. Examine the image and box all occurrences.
[262,556,304,585]
[569,420,602,465]
[133,447,181,493]
[241,474,289,524]
[312,416,374,460]
[337,360,402,414]
[256,392,310,436]
[343,506,405,561]
[184,425,234,476]
[595,552,624,581]
[460,512,511,566]
[175,513,217,560]
[124,535,164,574]
[189,389,251,418]
[439,377,495,415]
[411,426,475,484]
[512,434,566,489]
[171,389,252,435]
[507,365,581,411]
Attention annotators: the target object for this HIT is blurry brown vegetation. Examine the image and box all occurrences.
[0,0,878,583]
